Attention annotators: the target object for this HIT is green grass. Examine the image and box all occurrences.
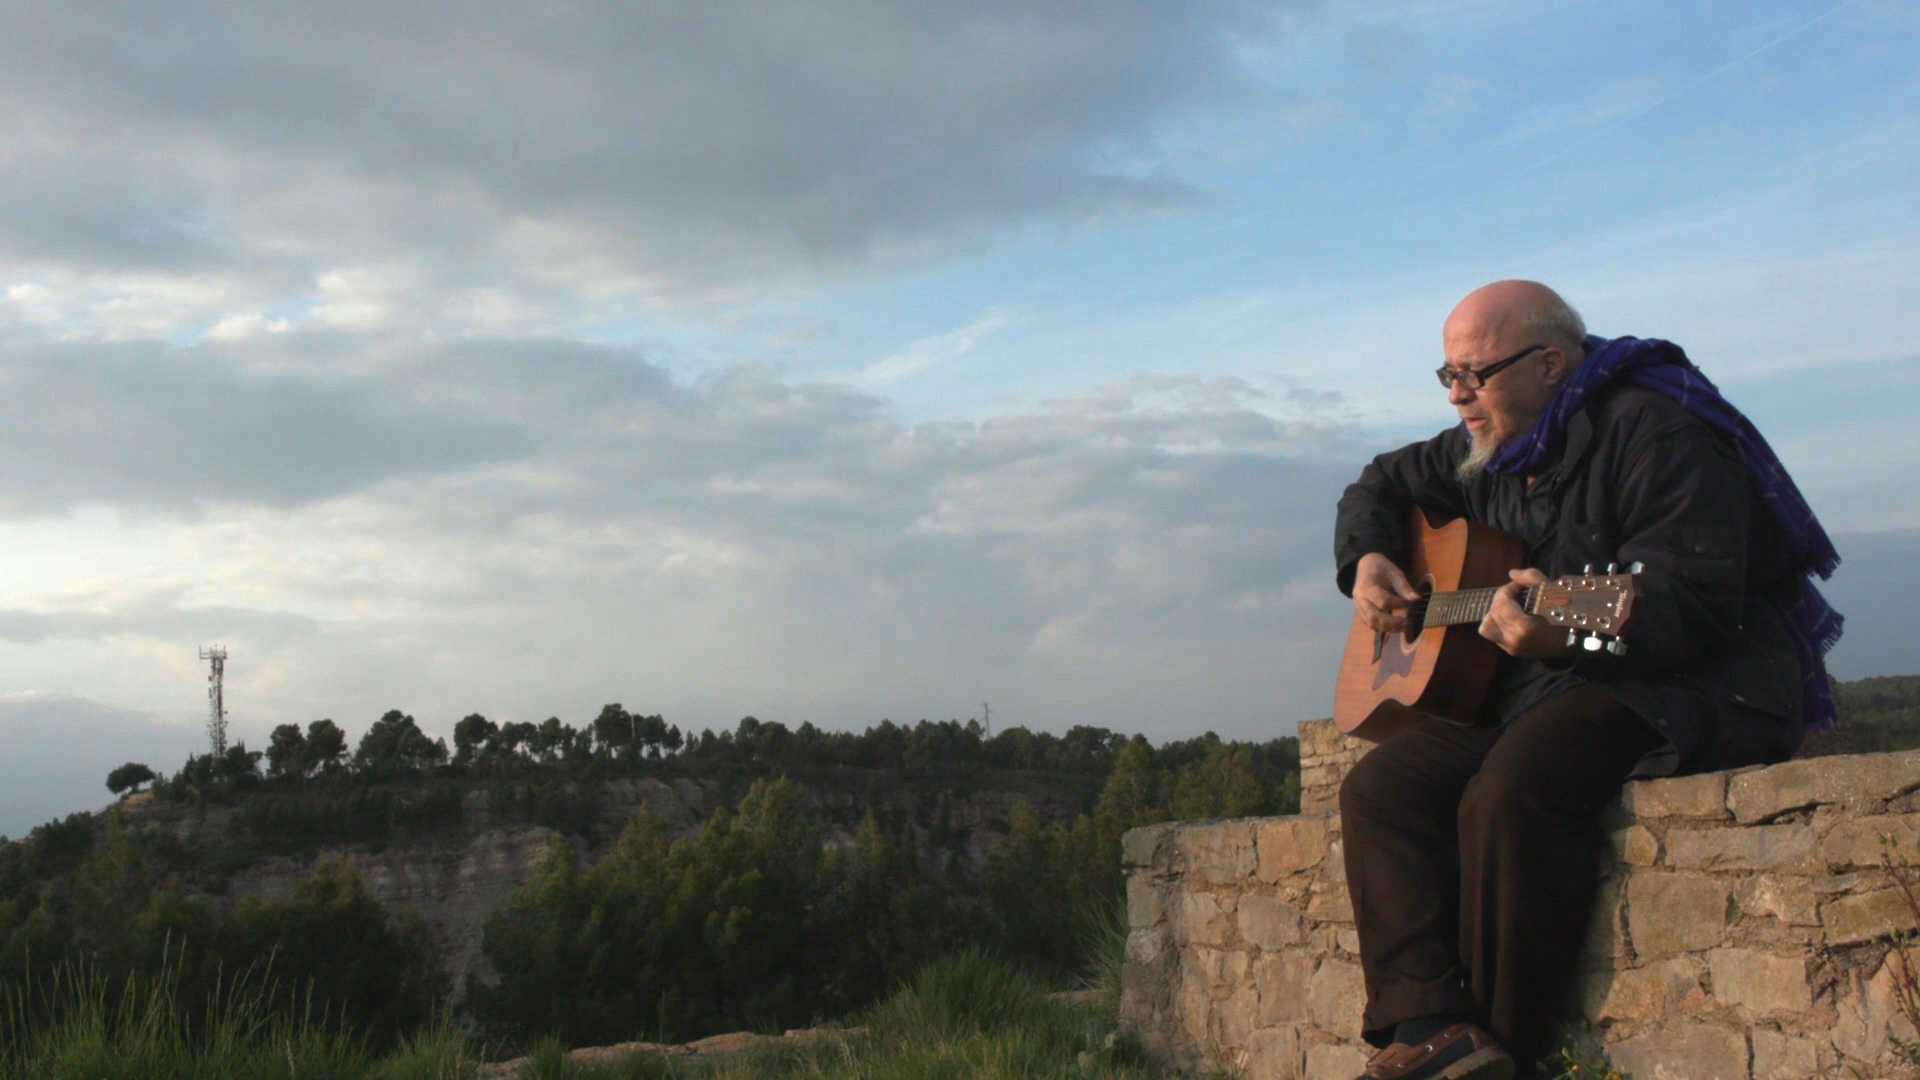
[0,903,1159,1079]
[0,957,476,1080]
[540,949,1159,1080]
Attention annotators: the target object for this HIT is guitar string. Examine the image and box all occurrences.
[1406,584,1543,630]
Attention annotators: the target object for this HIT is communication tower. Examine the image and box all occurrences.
[981,701,991,738]
[199,646,229,755]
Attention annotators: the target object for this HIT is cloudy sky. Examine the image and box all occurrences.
[2,0,1916,836]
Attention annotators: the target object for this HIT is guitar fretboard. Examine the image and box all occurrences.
[1412,584,1542,628]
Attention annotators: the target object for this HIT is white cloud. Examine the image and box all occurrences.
[0,0,1293,321]
[205,311,292,341]
[0,333,1355,784]
[860,312,1014,386]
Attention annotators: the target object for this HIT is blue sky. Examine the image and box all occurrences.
[0,0,1914,835]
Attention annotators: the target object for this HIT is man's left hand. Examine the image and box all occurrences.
[1479,568,1576,659]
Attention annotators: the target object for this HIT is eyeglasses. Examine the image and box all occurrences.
[1435,344,1548,390]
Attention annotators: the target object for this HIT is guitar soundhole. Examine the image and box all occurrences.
[1402,575,1435,645]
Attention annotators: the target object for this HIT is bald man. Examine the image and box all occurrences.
[1331,282,1835,1080]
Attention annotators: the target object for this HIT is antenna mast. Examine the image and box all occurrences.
[199,646,229,755]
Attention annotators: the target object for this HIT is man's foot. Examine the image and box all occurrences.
[1358,1022,1515,1080]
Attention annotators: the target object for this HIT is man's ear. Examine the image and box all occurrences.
[1542,346,1568,386]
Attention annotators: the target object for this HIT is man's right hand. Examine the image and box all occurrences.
[1353,552,1422,634]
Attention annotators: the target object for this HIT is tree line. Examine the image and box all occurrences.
[109,705,1197,803]
[48,710,1299,1052]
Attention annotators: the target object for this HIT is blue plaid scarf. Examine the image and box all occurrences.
[1483,334,1843,730]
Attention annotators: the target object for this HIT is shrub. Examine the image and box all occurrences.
[469,778,967,1048]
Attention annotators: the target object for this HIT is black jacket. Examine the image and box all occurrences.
[1334,383,1804,776]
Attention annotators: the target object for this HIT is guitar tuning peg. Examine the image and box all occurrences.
[1582,634,1604,652]
[1606,563,1618,574]
[1629,561,1644,574]
[1565,629,1578,648]
[1582,564,1593,575]
[1606,639,1628,656]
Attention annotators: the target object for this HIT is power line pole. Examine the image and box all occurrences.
[199,646,228,755]
[981,701,991,738]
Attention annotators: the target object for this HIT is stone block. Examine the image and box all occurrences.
[1734,875,1822,926]
[1126,874,1164,929]
[1304,1042,1371,1080]
[1664,823,1816,872]
[1214,983,1262,1045]
[1833,957,1920,1063]
[1180,892,1234,947]
[1307,883,1354,924]
[1118,964,1158,1028]
[1582,874,1627,966]
[1176,956,1212,1045]
[1255,951,1315,1025]
[1239,895,1308,950]
[1301,790,1339,815]
[1308,958,1366,1040]
[1822,887,1920,947]
[1812,869,1884,896]
[1297,717,1360,759]
[1205,946,1250,992]
[1300,765,1341,791]
[1177,820,1258,886]
[1628,873,1729,959]
[1728,749,1920,824]
[1812,802,1847,834]
[1581,957,1704,1023]
[1125,928,1164,966]
[1606,1024,1749,1080]
[1121,823,1173,869]
[1611,824,1661,866]
[1621,772,1729,820]
[1707,948,1812,1016]
[1298,717,1337,756]
[1244,1026,1301,1080]
[1337,928,1360,955]
[1324,838,1346,883]
[1820,812,1920,871]
[1751,1027,1822,1080]
[1257,815,1331,881]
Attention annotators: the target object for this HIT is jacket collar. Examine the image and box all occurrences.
[1532,397,1596,492]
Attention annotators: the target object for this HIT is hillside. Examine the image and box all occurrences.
[131,761,1109,991]
[1838,674,1920,748]
[2,710,1300,1050]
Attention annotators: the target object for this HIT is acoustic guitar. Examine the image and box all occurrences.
[1333,508,1641,742]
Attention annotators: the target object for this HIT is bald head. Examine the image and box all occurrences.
[1444,280,1587,360]
[1440,281,1588,478]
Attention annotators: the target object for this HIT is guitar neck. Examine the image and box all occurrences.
[1415,585,1540,627]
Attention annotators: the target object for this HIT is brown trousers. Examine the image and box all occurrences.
[1338,685,1663,1070]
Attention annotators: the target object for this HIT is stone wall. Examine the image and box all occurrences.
[1120,719,1920,1079]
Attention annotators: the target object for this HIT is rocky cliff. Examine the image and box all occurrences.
[134,766,1099,992]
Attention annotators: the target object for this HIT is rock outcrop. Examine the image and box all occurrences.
[138,767,1095,992]
[474,1026,866,1077]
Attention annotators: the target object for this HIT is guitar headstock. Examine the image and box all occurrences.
[1532,562,1640,655]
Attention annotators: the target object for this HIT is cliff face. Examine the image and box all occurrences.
[141,768,1096,992]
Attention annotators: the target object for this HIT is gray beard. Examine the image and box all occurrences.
[1455,434,1499,485]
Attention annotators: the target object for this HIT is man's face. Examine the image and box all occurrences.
[1441,328,1560,452]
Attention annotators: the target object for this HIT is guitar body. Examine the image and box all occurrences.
[1334,508,1528,742]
